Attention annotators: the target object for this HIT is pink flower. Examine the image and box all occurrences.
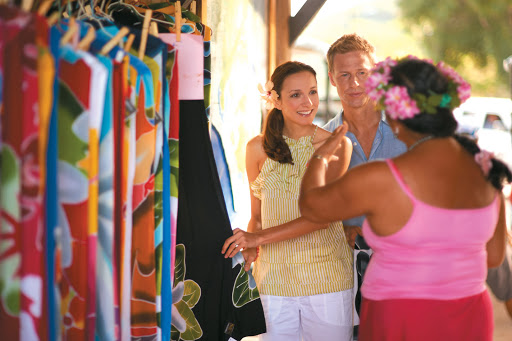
[383,86,420,120]
[437,61,471,104]
[367,88,385,103]
[258,80,279,110]
[365,71,391,90]
[474,150,494,176]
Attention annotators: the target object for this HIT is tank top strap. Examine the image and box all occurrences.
[385,159,415,199]
[311,125,319,142]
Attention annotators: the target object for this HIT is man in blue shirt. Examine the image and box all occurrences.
[323,33,406,242]
[322,34,406,340]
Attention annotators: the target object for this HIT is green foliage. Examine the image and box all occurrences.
[398,0,512,89]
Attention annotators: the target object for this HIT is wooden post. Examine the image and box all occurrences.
[275,0,290,68]
[268,0,276,80]
[268,0,290,78]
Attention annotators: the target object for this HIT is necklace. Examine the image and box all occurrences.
[408,135,434,151]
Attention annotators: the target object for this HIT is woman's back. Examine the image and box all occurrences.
[396,137,496,209]
[364,138,498,238]
[362,140,500,300]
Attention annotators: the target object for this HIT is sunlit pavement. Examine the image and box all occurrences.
[490,287,512,341]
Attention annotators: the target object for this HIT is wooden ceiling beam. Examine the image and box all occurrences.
[289,0,327,45]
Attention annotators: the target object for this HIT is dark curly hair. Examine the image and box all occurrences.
[391,59,512,190]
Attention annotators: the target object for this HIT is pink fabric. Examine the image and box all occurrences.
[361,159,499,300]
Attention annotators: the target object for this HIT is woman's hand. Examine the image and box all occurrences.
[241,248,258,271]
[314,124,349,163]
[344,225,363,249]
[222,228,261,259]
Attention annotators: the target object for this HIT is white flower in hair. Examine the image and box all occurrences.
[258,80,279,110]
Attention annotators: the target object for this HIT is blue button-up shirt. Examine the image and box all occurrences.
[323,110,407,227]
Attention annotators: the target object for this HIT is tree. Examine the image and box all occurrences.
[398,0,512,87]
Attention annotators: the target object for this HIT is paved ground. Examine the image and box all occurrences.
[490,288,512,341]
[241,290,512,340]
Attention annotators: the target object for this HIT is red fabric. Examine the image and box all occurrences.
[359,290,494,341]
[169,47,179,140]
[112,60,126,330]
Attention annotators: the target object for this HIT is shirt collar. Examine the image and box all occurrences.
[339,110,389,128]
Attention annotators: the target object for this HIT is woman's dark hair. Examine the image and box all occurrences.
[453,134,512,190]
[390,59,457,137]
[263,61,316,164]
[391,59,512,190]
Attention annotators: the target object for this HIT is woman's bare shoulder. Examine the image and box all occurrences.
[246,135,267,165]
[314,126,351,145]
[314,126,333,141]
[247,135,264,153]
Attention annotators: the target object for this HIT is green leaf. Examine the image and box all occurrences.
[175,300,203,340]
[232,265,260,308]
[174,244,186,286]
[148,2,172,10]
[155,243,163,296]
[427,94,442,106]
[182,10,201,23]
[168,139,179,168]
[170,326,180,341]
[414,93,427,103]
[163,13,175,24]
[426,106,437,114]
[183,280,201,308]
[169,139,180,197]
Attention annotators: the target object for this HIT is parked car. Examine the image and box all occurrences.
[454,97,512,169]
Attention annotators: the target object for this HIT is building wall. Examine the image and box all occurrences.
[207,0,268,228]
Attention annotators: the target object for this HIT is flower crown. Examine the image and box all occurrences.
[365,55,471,120]
[258,80,280,110]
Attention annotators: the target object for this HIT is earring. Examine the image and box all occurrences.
[393,126,399,138]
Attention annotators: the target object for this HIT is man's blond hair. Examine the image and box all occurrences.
[327,33,376,72]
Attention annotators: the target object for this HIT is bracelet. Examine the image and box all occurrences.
[312,154,328,169]
[254,246,260,261]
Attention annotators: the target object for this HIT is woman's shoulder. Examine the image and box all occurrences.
[314,126,351,144]
[247,135,265,152]
[246,135,268,167]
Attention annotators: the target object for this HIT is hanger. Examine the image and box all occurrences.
[47,12,60,26]
[149,21,159,37]
[37,0,53,16]
[138,8,152,60]
[124,33,135,52]
[99,26,130,55]
[175,0,181,42]
[21,0,33,12]
[76,25,96,51]
[60,17,79,46]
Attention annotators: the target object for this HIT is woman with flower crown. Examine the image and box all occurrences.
[225,61,354,340]
[297,56,512,340]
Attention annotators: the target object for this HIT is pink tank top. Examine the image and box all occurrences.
[361,159,499,300]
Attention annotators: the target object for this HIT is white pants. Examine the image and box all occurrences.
[258,290,353,341]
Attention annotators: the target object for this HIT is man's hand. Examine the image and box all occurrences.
[344,225,362,248]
